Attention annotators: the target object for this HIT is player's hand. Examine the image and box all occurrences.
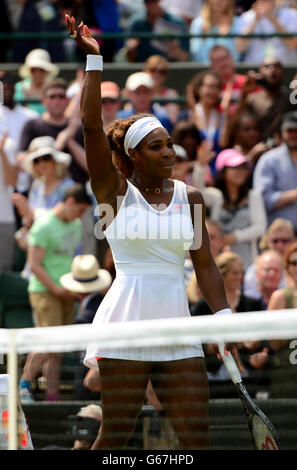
[65,14,100,56]
[216,343,245,374]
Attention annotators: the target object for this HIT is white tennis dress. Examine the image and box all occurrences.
[84,179,204,368]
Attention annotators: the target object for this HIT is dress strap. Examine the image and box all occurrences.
[173,179,189,205]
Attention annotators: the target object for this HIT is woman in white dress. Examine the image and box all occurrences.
[66,15,239,450]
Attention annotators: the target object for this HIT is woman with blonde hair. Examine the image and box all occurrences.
[193,251,262,315]
[143,55,180,125]
[189,0,240,64]
[11,136,75,230]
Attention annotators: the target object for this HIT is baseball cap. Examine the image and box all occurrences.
[281,111,297,131]
[125,72,154,92]
[101,81,120,99]
[215,149,248,172]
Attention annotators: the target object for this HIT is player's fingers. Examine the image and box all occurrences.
[77,21,84,37]
[231,347,245,374]
[83,25,92,38]
[65,14,73,33]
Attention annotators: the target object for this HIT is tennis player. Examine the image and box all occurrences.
[65,15,241,450]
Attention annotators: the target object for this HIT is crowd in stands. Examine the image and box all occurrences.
[1,0,297,417]
[1,0,297,64]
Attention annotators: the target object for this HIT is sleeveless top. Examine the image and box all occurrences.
[84,179,204,367]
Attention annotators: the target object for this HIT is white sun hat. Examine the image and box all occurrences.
[60,255,112,294]
[19,49,59,79]
[22,136,71,174]
[125,72,154,91]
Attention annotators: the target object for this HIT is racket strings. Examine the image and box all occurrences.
[251,414,278,450]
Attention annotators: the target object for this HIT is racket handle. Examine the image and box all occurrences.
[218,342,242,384]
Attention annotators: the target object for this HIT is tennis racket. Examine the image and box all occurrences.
[218,343,280,450]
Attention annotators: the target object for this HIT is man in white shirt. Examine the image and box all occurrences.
[237,0,297,64]
[0,73,38,144]
[0,132,18,271]
[0,73,38,193]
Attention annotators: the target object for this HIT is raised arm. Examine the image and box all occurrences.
[65,16,125,204]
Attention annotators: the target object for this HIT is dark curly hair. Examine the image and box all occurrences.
[106,113,154,178]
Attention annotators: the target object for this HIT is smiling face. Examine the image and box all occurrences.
[130,127,176,179]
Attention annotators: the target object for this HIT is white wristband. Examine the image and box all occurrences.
[85,55,103,72]
[215,308,232,316]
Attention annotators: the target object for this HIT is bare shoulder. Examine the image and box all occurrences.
[185,184,205,205]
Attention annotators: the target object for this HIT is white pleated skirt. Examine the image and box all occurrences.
[84,263,204,369]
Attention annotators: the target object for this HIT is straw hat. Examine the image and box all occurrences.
[60,255,112,293]
[22,136,71,174]
[19,49,59,79]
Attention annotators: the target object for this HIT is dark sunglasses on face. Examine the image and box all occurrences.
[288,260,297,267]
[102,97,119,104]
[33,154,53,165]
[149,68,167,75]
[271,238,292,244]
[47,93,66,100]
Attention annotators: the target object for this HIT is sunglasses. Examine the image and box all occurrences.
[102,97,119,104]
[149,68,168,75]
[47,93,66,100]
[288,260,297,267]
[271,238,292,244]
[33,154,52,165]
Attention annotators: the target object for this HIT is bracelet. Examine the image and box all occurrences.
[85,55,103,72]
[215,308,232,316]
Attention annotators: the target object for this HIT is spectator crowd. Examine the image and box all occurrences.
[0,0,297,431]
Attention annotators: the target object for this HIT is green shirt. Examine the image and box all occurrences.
[14,79,46,115]
[28,211,82,293]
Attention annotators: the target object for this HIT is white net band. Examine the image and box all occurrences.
[1,308,297,354]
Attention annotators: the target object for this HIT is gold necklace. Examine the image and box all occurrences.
[133,179,161,194]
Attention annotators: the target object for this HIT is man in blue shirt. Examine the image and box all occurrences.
[253,111,297,231]
[117,71,173,134]
[124,0,189,63]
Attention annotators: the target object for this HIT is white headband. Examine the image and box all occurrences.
[124,116,165,157]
